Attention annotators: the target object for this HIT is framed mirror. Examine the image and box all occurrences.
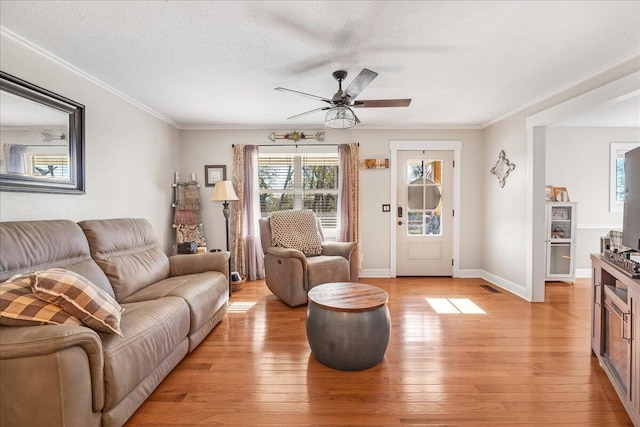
[0,71,85,194]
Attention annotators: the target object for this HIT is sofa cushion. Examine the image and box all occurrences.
[0,220,115,298]
[78,219,170,302]
[32,268,123,336]
[100,296,190,411]
[121,271,227,336]
[0,275,82,326]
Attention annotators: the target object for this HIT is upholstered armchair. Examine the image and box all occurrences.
[259,210,358,307]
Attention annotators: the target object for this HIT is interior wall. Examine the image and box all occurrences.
[178,128,484,276]
[545,127,640,273]
[483,56,640,301]
[0,34,181,251]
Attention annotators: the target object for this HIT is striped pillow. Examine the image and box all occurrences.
[32,268,123,337]
[0,275,83,326]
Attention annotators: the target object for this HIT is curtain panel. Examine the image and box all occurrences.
[338,143,360,268]
[232,144,264,281]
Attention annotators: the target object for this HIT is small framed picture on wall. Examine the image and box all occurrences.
[204,165,226,187]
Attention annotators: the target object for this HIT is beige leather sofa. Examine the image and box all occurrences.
[0,218,229,427]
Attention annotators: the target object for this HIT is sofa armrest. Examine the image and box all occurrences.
[169,252,230,277]
[0,324,104,412]
[322,242,358,281]
[266,246,307,262]
[322,241,357,259]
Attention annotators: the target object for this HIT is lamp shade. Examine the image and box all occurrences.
[210,180,239,201]
[325,106,357,129]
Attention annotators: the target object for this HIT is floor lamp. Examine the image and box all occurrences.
[210,180,239,297]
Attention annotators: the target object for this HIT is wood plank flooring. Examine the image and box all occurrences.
[125,278,633,426]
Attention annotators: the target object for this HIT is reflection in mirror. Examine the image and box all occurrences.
[0,71,84,194]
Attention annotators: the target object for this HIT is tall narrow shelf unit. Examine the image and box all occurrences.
[545,202,577,281]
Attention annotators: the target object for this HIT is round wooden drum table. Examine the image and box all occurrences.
[306,282,391,371]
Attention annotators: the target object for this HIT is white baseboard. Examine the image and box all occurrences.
[360,268,484,278]
[359,269,391,278]
[457,269,483,278]
[478,270,528,301]
[575,268,592,278]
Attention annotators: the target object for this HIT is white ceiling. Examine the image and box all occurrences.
[1,1,639,130]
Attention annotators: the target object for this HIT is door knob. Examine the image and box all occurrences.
[398,221,403,225]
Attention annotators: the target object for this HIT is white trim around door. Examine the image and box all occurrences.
[389,140,462,277]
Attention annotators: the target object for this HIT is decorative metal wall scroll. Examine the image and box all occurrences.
[490,150,516,188]
[268,131,325,142]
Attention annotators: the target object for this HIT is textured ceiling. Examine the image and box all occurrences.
[1,1,639,129]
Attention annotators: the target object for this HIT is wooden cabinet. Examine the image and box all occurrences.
[545,203,577,281]
[630,284,640,417]
[591,254,640,426]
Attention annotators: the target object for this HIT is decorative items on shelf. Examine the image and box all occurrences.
[545,185,555,201]
[173,172,207,250]
[490,149,516,188]
[546,185,570,202]
[553,186,570,202]
[362,158,389,169]
[268,131,325,143]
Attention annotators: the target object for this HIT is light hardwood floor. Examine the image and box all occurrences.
[126,278,633,426]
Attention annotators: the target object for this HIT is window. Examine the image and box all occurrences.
[258,151,339,234]
[610,142,640,212]
[406,158,443,236]
[31,154,70,180]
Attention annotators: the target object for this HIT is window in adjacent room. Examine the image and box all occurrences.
[31,154,69,180]
[258,148,339,237]
[610,142,640,212]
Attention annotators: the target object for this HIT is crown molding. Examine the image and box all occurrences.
[482,49,640,129]
[1,26,181,128]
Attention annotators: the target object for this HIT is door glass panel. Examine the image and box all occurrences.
[549,243,571,275]
[406,159,443,236]
[407,211,424,235]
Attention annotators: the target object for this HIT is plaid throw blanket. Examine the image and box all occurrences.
[270,210,323,255]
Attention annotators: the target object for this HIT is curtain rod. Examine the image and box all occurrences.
[231,143,359,148]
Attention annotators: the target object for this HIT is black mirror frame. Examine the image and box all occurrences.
[0,71,85,194]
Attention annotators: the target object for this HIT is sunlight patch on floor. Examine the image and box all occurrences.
[228,301,257,313]
[426,298,486,314]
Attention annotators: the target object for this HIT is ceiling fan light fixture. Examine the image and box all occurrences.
[325,106,357,129]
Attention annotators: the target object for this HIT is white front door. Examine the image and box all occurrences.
[396,150,453,276]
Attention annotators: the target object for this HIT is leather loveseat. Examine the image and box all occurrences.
[0,218,229,427]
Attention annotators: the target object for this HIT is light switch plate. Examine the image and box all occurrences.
[382,204,391,212]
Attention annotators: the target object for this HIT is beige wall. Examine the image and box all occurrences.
[482,56,640,299]
[179,128,484,275]
[0,34,181,251]
[3,30,638,289]
[546,127,640,272]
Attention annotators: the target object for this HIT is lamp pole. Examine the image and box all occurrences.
[211,180,239,299]
[222,200,232,298]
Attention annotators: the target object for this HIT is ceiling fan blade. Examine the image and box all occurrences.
[344,68,378,100]
[352,99,412,108]
[287,106,331,120]
[275,87,333,104]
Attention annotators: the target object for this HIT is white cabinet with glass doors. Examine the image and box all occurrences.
[545,202,577,281]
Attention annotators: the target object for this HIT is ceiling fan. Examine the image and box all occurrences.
[275,68,411,129]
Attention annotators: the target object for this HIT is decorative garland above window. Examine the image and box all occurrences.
[268,131,325,142]
[490,150,516,188]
